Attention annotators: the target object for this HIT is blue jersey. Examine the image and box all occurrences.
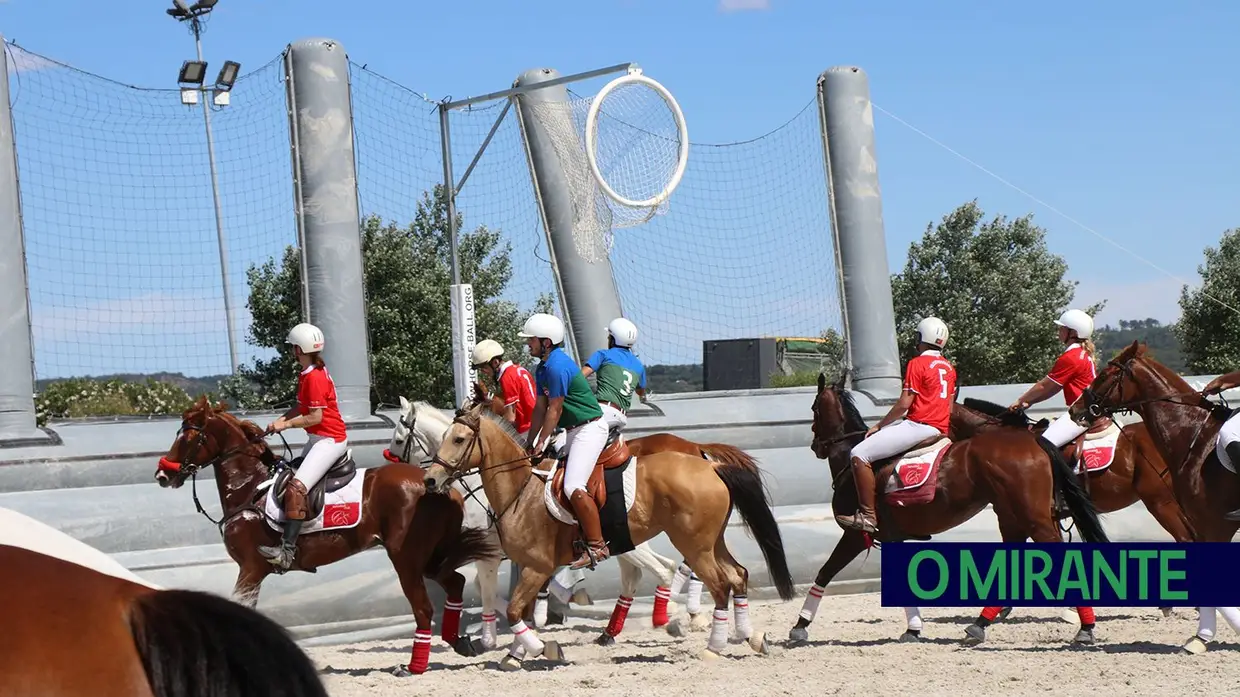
[585,347,647,411]
[534,347,602,429]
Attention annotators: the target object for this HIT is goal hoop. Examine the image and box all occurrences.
[584,69,689,213]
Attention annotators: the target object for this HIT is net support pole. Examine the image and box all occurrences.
[514,68,624,361]
[0,38,52,444]
[817,66,902,400]
[284,38,373,421]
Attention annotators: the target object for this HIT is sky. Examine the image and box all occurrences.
[2,0,1237,378]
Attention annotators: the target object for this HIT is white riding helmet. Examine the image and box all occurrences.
[471,339,505,366]
[916,316,949,349]
[286,322,325,354]
[517,312,565,345]
[606,317,638,348]
[1054,308,1094,340]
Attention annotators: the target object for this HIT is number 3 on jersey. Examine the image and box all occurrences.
[620,370,634,396]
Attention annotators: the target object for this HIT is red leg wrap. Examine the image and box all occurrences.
[408,629,432,675]
[1077,607,1096,625]
[980,606,1003,622]
[607,595,633,637]
[652,586,671,627]
[441,597,463,644]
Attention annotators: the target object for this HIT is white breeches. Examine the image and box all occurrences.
[1216,411,1240,471]
[600,403,628,431]
[850,419,942,465]
[294,435,349,490]
[562,417,610,496]
[1042,410,1089,448]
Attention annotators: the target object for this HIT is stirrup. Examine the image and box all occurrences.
[259,542,296,569]
[570,544,609,571]
[836,512,879,534]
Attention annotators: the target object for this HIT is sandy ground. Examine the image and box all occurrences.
[306,591,1240,697]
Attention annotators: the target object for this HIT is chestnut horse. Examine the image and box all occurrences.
[787,372,1110,647]
[424,403,796,670]
[154,396,499,676]
[0,543,327,697]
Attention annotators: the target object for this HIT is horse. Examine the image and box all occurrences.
[787,371,1110,647]
[385,397,750,647]
[0,512,327,696]
[1069,341,1240,653]
[423,403,796,670]
[153,396,499,676]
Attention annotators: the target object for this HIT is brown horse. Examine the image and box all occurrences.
[1069,341,1240,543]
[154,396,499,676]
[424,403,796,670]
[0,543,327,697]
[787,372,1110,647]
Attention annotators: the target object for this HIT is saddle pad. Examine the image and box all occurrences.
[542,457,638,526]
[1077,427,1120,474]
[887,438,951,493]
[258,474,365,534]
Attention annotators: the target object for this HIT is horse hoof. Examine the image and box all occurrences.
[497,655,523,672]
[666,615,689,638]
[389,665,415,678]
[543,640,567,663]
[996,607,1012,622]
[1073,628,1095,645]
[546,608,566,626]
[596,633,616,647]
[1182,636,1208,655]
[1161,607,1174,618]
[1060,608,1079,624]
[479,636,497,652]
[700,647,723,661]
[898,630,922,643]
[748,632,769,655]
[961,624,985,646]
[571,589,593,606]
[689,612,712,632]
[788,625,809,644]
[453,636,480,658]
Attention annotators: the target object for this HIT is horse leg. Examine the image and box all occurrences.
[597,554,643,646]
[390,560,436,676]
[788,528,868,644]
[663,525,734,660]
[669,560,706,628]
[474,553,502,651]
[963,520,1031,647]
[498,565,563,672]
[712,532,768,655]
[231,565,268,609]
[429,564,482,658]
[1183,606,1240,655]
[623,542,679,627]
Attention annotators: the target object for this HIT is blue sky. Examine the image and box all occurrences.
[3,0,1237,378]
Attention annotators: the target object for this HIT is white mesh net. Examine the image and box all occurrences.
[523,73,687,264]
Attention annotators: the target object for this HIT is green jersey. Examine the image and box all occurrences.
[535,347,603,429]
[585,347,647,412]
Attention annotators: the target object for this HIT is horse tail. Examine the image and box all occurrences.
[698,442,763,476]
[711,460,796,601]
[1035,434,1111,544]
[128,588,328,697]
[427,525,502,576]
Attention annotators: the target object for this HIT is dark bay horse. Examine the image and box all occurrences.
[154,396,499,676]
[787,372,1110,647]
[0,543,327,697]
[1070,341,1240,543]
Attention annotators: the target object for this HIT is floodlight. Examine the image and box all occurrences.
[180,88,200,106]
[192,0,219,10]
[174,0,192,12]
[215,61,240,91]
[178,60,207,86]
[212,90,230,107]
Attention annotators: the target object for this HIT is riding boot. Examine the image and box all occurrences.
[259,479,309,570]
[835,458,880,535]
[568,489,610,570]
[1225,442,1240,521]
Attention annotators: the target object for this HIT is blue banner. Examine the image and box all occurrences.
[879,542,1240,607]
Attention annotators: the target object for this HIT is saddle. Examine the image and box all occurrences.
[874,434,947,472]
[1060,416,1116,470]
[548,425,632,512]
[268,449,359,521]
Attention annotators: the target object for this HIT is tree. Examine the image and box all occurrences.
[1177,227,1240,373]
[224,185,555,410]
[890,200,1104,386]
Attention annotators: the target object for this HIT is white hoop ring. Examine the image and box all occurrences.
[584,73,689,210]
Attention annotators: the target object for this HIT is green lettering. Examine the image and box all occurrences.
[1129,550,1158,600]
[1159,550,1189,601]
[1092,549,1125,600]
[1009,545,1019,600]
[908,550,949,600]
[1057,550,1090,601]
[962,550,1004,601]
[1023,550,1055,600]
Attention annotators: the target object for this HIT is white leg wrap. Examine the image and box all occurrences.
[1218,606,1240,634]
[1198,607,1218,641]
[904,606,924,632]
[481,611,498,648]
[506,641,527,661]
[732,594,752,640]
[534,592,549,627]
[510,619,544,656]
[547,576,572,604]
[670,563,692,596]
[686,574,703,614]
[798,583,826,623]
[708,609,730,652]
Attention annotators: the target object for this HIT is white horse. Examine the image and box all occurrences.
[386,397,709,648]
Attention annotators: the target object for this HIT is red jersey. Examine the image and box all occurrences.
[297,365,347,442]
[1047,342,1096,407]
[903,350,956,435]
[497,360,537,434]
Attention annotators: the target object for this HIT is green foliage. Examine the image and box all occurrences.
[35,377,201,426]
[1177,228,1240,374]
[1094,318,1186,373]
[225,185,555,410]
[891,200,1104,385]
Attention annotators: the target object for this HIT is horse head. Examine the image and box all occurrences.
[1070,340,1153,423]
[424,403,490,494]
[155,395,270,489]
[384,396,450,467]
[811,371,866,473]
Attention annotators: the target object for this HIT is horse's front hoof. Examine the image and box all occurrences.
[453,635,481,657]
[497,655,523,672]
[996,607,1012,622]
[1161,607,1174,618]
[1060,608,1079,624]
[543,640,567,663]
[689,612,712,632]
[898,630,922,643]
[596,632,615,647]
[748,632,770,655]
[700,647,723,661]
[666,615,689,638]
[1073,628,1095,645]
[1182,636,1208,655]
[961,623,985,646]
[389,665,415,677]
[788,625,809,644]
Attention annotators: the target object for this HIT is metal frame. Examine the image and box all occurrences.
[816,76,854,390]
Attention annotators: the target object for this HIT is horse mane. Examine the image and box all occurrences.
[412,400,453,430]
[961,397,1032,428]
[469,405,524,447]
[834,386,868,434]
[185,396,275,463]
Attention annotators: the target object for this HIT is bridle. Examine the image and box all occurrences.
[390,405,498,530]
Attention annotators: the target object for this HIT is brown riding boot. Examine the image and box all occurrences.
[835,458,880,535]
[568,489,610,570]
[259,479,309,570]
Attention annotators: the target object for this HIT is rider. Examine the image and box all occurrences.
[581,317,647,433]
[519,312,611,570]
[257,322,350,570]
[470,338,537,435]
[1201,370,1240,520]
[836,317,956,536]
[1007,309,1100,449]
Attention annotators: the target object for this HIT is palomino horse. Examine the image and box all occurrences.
[788,372,1110,647]
[424,403,796,670]
[0,509,327,696]
[154,396,499,676]
[1069,341,1240,653]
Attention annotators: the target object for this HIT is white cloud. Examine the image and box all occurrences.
[718,0,770,12]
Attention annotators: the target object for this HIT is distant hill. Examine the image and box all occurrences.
[35,372,226,396]
[1093,318,1186,374]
